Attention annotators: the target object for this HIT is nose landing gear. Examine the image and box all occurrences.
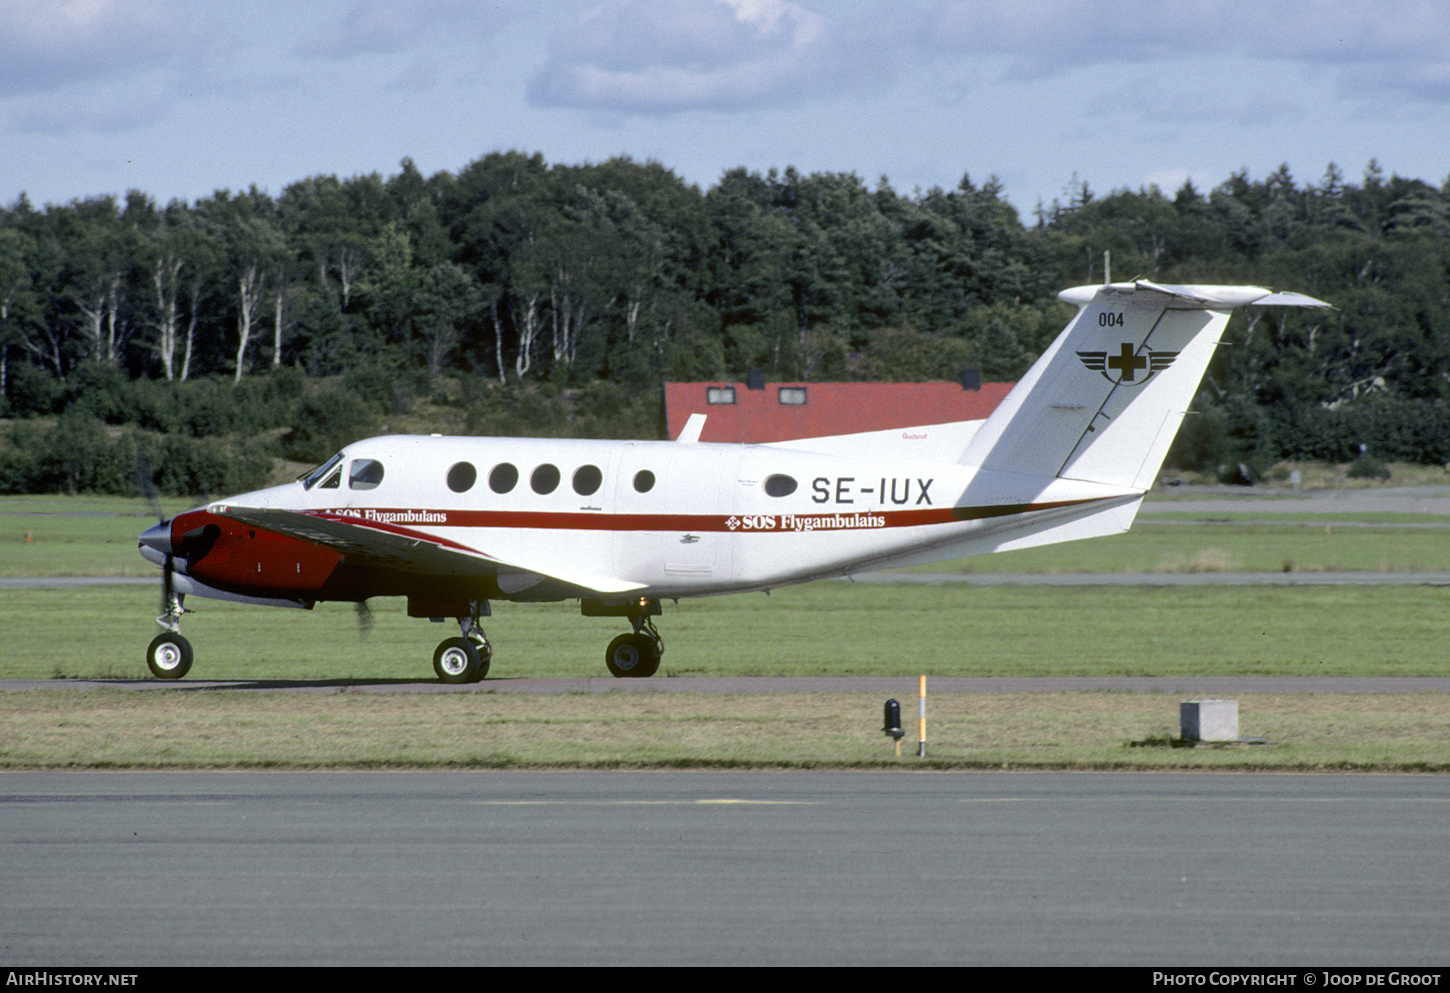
[147,590,193,679]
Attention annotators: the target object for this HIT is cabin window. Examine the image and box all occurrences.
[573,464,603,496]
[447,462,477,493]
[489,463,518,494]
[300,453,343,490]
[633,470,655,493]
[707,386,736,405]
[531,464,561,494]
[349,459,385,490]
[764,474,797,497]
[778,386,807,406]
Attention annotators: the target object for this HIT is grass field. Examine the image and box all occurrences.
[3,689,1446,771]
[3,491,1449,770]
[4,582,1450,681]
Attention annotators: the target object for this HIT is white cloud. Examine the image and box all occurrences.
[529,0,895,113]
[0,0,197,97]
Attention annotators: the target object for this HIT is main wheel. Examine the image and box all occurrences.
[146,632,193,679]
[605,633,660,678]
[433,637,482,684]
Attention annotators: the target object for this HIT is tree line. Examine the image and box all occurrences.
[3,152,1450,492]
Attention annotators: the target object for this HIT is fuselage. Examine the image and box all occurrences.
[142,433,1140,608]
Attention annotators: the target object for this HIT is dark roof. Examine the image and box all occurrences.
[663,380,1016,444]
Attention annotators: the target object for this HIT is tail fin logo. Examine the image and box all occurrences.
[1076,343,1178,386]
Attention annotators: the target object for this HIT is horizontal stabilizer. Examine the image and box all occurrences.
[1250,291,1335,308]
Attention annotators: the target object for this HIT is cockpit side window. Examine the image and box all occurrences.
[300,453,344,490]
[349,459,385,490]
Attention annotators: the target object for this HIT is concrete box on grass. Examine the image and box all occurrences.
[1181,699,1239,742]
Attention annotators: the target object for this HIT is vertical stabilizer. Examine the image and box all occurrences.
[960,282,1329,490]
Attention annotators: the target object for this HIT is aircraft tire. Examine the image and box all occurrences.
[434,638,482,684]
[146,633,193,679]
[605,633,659,678]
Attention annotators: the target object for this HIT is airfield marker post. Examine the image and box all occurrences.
[884,699,905,756]
[917,675,927,758]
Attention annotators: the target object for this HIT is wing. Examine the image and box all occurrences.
[208,504,647,596]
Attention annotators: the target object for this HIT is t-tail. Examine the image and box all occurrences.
[960,281,1331,490]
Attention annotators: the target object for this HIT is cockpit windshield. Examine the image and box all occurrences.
[299,453,344,490]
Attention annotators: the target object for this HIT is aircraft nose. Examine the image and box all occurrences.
[139,520,173,557]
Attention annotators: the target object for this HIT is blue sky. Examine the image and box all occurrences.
[3,0,1448,217]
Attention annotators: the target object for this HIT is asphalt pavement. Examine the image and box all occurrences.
[3,769,1448,967]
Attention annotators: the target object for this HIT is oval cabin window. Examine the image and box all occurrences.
[447,462,477,493]
[764,474,797,497]
[573,464,603,496]
[531,464,561,494]
[489,463,519,494]
[633,470,655,493]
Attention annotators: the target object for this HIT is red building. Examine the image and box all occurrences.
[663,377,1015,444]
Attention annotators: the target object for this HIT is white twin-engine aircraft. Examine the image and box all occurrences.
[139,280,1329,681]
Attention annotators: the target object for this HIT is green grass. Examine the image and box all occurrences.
[907,522,1450,574]
[5,582,1450,681]
[2,689,1446,771]
[0,495,193,577]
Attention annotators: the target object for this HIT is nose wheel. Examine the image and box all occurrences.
[147,632,194,679]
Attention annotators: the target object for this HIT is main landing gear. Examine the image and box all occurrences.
[433,599,493,684]
[604,613,663,678]
[584,597,664,678]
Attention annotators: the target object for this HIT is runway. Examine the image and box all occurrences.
[2,770,1447,967]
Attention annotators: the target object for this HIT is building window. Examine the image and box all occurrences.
[778,387,807,406]
[706,386,736,405]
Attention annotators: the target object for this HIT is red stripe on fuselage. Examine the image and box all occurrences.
[307,498,1103,538]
